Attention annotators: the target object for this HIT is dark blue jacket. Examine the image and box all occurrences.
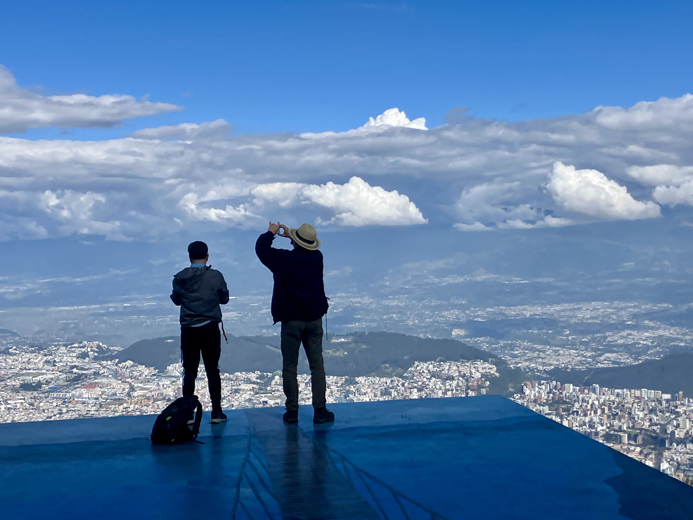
[255,231,328,323]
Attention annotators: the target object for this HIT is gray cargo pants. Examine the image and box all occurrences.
[280,319,326,411]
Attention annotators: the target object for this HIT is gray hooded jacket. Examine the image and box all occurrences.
[170,266,230,327]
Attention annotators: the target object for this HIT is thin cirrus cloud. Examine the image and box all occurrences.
[0,65,182,133]
[1,64,693,241]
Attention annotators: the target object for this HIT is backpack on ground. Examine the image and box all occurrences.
[150,396,203,444]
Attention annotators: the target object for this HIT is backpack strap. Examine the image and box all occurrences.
[191,398,204,439]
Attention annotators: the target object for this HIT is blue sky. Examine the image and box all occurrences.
[2,0,692,138]
[2,1,693,338]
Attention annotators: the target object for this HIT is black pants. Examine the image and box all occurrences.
[180,321,222,409]
[281,319,326,411]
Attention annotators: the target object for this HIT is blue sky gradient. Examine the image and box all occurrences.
[2,0,692,137]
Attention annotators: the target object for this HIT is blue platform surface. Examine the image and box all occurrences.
[2,396,693,520]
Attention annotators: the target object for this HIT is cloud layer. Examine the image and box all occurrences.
[1,65,693,240]
[129,119,230,140]
[0,66,181,133]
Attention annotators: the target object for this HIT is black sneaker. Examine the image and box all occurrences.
[313,407,335,424]
[211,409,227,424]
[283,409,299,424]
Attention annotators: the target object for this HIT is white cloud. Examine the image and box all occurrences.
[301,107,427,139]
[253,177,427,227]
[546,162,661,221]
[456,182,538,223]
[360,108,427,130]
[251,182,305,208]
[453,222,492,232]
[594,94,693,131]
[496,215,574,230]
[303,177,427,226]
[0,65,182,133]
[129,119,230,140]
[625,163,693,209]
[653,180,693,207]
[454,182,570,231]
[626,165,693,186]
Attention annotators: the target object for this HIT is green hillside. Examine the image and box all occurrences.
[549,352,693,396]
[111,331,527,396]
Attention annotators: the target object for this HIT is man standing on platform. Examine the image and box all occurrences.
[255,222,334,424]
[171,241,230,423]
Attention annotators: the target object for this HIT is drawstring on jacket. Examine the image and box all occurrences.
[221,321,228,344]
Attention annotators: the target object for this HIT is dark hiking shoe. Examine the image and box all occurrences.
[211,409,227,424]
[313,407,335,424]
[283,410,299,424]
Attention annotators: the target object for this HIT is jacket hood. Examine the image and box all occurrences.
[173,266,210,294]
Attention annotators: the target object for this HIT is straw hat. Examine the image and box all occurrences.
[288,223,321,251]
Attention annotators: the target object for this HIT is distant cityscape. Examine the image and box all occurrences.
[513,380,693,486]
[0,340,496,423]
[2,337,693,487]
[3,297,693,372]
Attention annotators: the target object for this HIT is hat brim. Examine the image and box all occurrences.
[288,228,321,250]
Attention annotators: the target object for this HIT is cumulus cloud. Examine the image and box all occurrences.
[129,119,230,140]
[624,164,693,208]
[546,162,661,221]
[0,65,182,133]
[303,177,427,226]
[360,108,427,130]
[301,107,427,139]
[653,181,693,207]
[253,177,427,226]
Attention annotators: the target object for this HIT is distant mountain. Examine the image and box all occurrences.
[0,329,19,337]
[112,331,526,395]
[549,352,693,396]
[109,335,282,373]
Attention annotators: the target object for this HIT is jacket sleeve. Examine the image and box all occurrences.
[218,273,230,305]
[320,255,329,310]
[255,231,280,272]
[170,280,182,306]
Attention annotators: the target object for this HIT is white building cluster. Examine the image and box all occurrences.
[0,342,498,425]
[513,380,693,486]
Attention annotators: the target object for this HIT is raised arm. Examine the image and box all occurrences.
[255,222,281,271]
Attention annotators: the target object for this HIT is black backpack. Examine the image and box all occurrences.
[150,396,203,444]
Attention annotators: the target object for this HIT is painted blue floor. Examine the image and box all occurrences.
[2,396,693,519]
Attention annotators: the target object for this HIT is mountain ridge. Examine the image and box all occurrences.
[548,352,693,396]
[109,331,527,395]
